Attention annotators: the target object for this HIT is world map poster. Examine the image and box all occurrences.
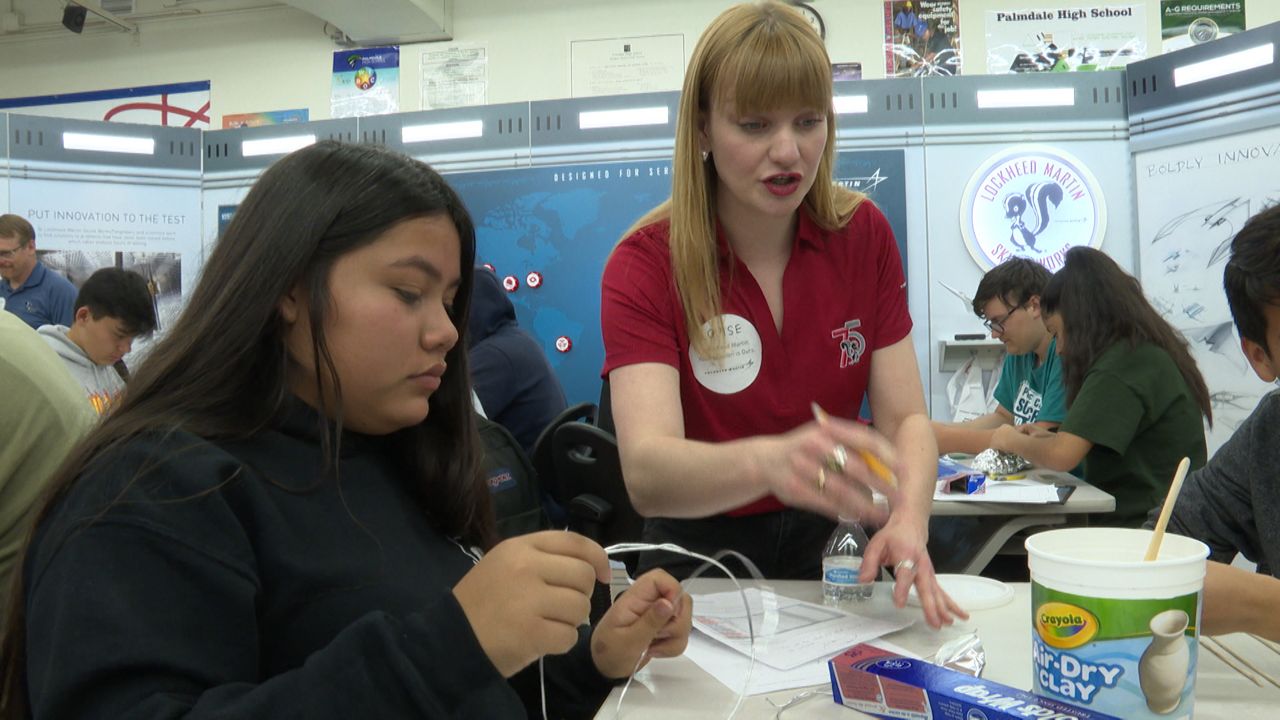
[448,150,908,406]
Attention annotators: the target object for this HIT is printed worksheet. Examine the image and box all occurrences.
[691,588,913,670]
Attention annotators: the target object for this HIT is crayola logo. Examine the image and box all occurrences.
[1035,602,1098,649]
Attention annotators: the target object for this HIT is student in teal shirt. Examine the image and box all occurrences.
[934,258,1067,454]
[991,247,1211,527]
[929,258,1070,573]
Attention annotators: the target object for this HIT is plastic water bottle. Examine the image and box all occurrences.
[822,516,873,607]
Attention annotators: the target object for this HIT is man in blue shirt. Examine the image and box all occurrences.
[0,214,76,330]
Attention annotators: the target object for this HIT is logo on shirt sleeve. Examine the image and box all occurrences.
[831,319,867,368]
[689,313,762,394]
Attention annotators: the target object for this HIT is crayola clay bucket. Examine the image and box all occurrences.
[1025,528,1209,719]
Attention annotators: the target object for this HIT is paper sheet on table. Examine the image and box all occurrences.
[933,479,1067,504]
[689,588,914,670]
[684,634,919,696]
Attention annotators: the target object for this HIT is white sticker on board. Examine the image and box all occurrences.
[689,313,763,395]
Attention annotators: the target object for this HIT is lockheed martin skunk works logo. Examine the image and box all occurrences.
[960,146,1107,270]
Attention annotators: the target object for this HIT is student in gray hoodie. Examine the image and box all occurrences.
[38,267,157,415]
[1149,203,1280,640]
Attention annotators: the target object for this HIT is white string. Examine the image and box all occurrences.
[767,686,832,718]
[608,542,763,720]
[537,541,771,720]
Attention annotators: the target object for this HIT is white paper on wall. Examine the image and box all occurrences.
[1134,126,1280,453]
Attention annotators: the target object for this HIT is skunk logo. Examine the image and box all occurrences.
[961,146,1106,271]
[1004,181,1063,253]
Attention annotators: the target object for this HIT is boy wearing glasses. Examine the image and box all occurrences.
[932,258,1066,454]
[0,214,76,330]
[1154,204,1280,640]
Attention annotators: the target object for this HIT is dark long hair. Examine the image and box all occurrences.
[0,141,493,716]
[1041,246,1211,422]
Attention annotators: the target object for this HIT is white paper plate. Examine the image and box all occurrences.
[908,574,1014,611]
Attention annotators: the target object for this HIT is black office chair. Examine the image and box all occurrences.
[529,402,596,524]
[596,379,615,436]
[552,423,643,557]
[551,421,644,622]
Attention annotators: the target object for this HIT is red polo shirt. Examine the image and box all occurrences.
[601,201,912,516]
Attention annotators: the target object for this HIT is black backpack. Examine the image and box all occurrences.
[477,414,549,538]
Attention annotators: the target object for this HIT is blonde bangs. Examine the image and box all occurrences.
[706,11,831,116]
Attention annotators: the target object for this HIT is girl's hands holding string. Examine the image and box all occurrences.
[453,531,609,677]
[591,568,692,678]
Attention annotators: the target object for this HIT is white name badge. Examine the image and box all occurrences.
[689,313,763,394]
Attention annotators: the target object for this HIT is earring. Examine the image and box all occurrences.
[701,150,710,162]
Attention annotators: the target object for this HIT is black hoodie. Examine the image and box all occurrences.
[24,398,612,718]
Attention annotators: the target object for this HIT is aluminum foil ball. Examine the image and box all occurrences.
[970,448,1032,476]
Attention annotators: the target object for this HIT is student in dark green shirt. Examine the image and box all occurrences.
[990,247,1211,527]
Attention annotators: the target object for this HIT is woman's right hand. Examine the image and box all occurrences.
[763,417,900,525]
[452,531,610,677]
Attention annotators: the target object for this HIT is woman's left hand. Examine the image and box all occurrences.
[591,569,693,679]
[861,515,968,629]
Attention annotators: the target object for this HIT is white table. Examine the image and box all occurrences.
[925,469,1115,575]
[597,580,1277,719]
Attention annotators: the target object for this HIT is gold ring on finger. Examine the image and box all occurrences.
[824,444,849,474]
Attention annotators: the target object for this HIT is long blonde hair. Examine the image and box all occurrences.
[623,0,865,359]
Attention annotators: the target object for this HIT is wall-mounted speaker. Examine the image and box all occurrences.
[62,5,88,34]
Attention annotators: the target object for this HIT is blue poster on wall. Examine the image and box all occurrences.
[448,161,673,407]
[448,149,908,406]
[834,148,909,280]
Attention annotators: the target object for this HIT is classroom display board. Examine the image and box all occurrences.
[7,171,200,359]
[1134,124,1280,451]
[836,149,910,268]
[449,160,673,407]
[450,149,910,407]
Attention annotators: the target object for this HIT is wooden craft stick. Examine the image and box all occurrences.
[1207,636,1280,689]
[1145,457,1191,561]
[1202,637,1265,687]
[1249,633,1280,657]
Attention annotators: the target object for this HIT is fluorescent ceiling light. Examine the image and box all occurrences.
[977,88,1075,109]
[402,120,483,144]
[1174,43,1274,87]
[62,131,154,155]
[833,95,869,114]
[241,134,316,157]
[578,106,669,130]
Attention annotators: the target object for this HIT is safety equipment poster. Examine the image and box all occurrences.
[883,1,962,77]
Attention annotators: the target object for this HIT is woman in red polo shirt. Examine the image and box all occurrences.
[600,1,963,628]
